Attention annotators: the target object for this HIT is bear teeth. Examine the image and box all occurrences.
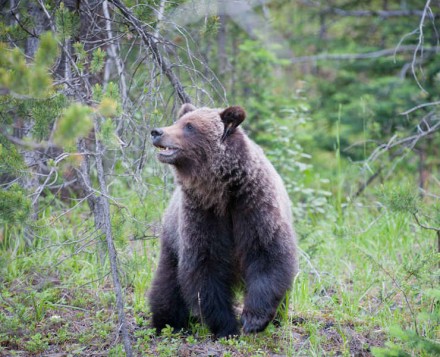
[157,147,177,156]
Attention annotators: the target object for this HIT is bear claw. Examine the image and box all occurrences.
[240,311,272,334]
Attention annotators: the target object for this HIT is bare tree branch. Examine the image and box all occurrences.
[368,115,440,163]
[411,0,434,92]
[290,45,437,63]
[108,0,192,104]
[401,100,440,115]
[353,167,383,199]
[103,0,128,107]
[323,8,436,19]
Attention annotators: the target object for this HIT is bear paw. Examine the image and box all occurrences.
[240,310,273,334]
[215,325,240,339]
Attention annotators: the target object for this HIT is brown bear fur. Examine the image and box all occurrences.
[149,104,298,338]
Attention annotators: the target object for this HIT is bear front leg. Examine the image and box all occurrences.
[149,244,189,333]
[241,246,294,334]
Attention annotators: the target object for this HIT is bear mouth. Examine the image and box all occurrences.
[154,144,180,163]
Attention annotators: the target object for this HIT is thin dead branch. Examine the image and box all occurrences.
[290,45,437,64]
[102,0,128,107]
[413,213,440,267]
[368,115,440,163]
[108,0,192,104]
[323,8,435,19]
[411,0,434,92]
[401,100,440,115]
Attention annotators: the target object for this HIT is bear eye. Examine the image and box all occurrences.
[184,123,195,132]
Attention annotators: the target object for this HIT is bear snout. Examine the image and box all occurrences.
[151,128,165,147]
[151,128,164,140]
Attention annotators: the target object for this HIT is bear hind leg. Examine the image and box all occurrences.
[149,249,190,333]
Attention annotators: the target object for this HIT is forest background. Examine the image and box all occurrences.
[0,0,439,356]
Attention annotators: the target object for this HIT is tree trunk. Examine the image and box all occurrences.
[25,1,47,58]
[20,0,49,244]
[94,118,133,357]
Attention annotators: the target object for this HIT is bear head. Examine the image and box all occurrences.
[151,104,246,169]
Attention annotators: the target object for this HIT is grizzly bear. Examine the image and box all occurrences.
[149,104,298,338]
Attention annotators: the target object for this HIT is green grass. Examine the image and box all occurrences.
[0,180,439,356]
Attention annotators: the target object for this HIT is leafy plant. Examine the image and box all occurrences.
[26,333,49,354]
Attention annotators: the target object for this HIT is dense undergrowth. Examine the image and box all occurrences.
[1,170,438,356]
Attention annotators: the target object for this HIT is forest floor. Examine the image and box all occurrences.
[1,193,439,356]
[0,274,386,356]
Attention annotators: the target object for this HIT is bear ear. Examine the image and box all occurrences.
[178,103,196,118]
[220,106,246,142]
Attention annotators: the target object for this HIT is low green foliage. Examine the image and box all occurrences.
[381,183,420,215]
[25,333,49,354]
[373,325,440,356]
[1,176,438,355]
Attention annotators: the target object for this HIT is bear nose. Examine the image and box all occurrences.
[151,128,163,139]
